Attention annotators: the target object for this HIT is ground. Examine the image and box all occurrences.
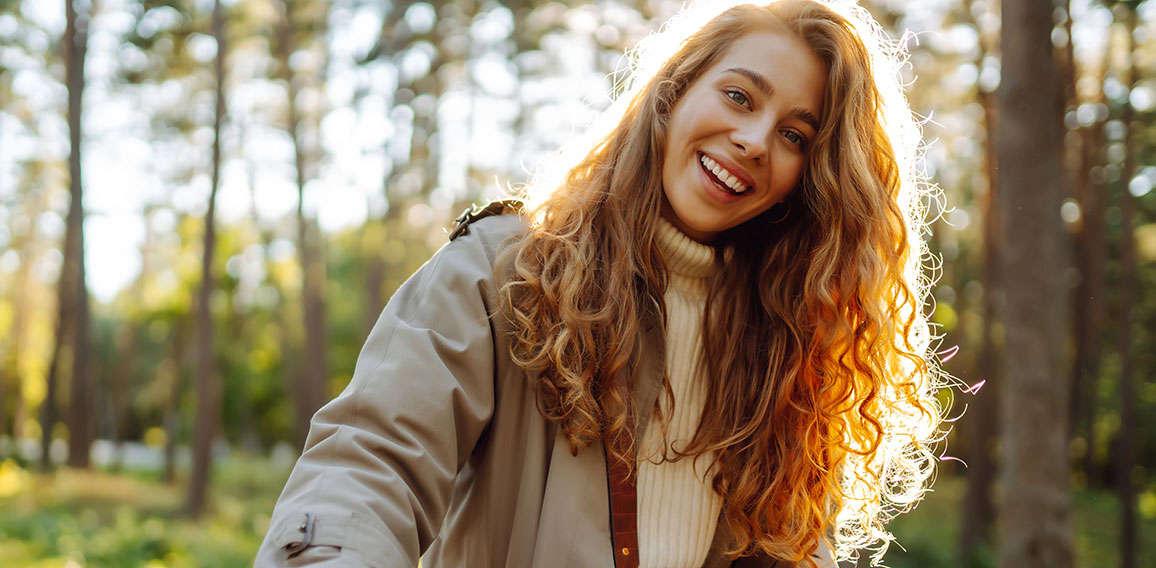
[0,456,1152,567]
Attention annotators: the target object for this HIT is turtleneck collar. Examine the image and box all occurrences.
[656,218,715,280]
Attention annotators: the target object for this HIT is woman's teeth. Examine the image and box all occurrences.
[699,154,749,194]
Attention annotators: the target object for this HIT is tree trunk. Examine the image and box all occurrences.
[277,0,328,449]
[961,87,1000,568]
[996,1,1074,567]
[187,0,226,518]
[1115,7,1138,567]
[1078,120,1108,487]
[39,317,64,471]
[362,219,386,336]
[164,316,188,484]
[64,0,92,470]
[1072,50,1109,489]
[364,0,412,336]
[959,2,999,562]
[1064,0,1085,448]
[107,324,137,471]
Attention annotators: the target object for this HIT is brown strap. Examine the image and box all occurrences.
[606,409,639,568]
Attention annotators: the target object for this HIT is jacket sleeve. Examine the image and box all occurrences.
[255,228,503,567]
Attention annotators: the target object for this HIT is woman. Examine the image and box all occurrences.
[257,1,945,566]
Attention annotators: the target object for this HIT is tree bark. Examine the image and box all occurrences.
[961,89,1000,568]
[1115,7,1138,567]
[39,315,64,471]
[163,315,188,484]
[277,0,328,449]
[959,2,999,562]
[996,1,1074,567]
[107,323,137,471]
[362,218,386,336]
[1077,115,1108,486]
[363,0,412,336]
[1064,0,1085,450]
[64,0,92,470]
[1070,47,1109,489]
[187,0,226,518]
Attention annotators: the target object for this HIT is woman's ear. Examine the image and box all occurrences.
[765,200,792,224]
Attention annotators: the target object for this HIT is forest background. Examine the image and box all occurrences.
[0,0,1154,566]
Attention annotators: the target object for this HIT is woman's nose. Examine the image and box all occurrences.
[730,121,771,163]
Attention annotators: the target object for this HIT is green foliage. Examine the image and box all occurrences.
[2,462,1155,566]
[2,0,1156,563]
[0,457,289,567]
[879,478,1156,568]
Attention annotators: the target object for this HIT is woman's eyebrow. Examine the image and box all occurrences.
[723,67,821,131]
[793,107,821,132]
[723,67,775,97]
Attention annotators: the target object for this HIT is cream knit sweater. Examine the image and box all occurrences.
[637,219,723,568]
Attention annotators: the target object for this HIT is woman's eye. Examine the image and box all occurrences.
[783,130,806,147]
[725,89,750,108]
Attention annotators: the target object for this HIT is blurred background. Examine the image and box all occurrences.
[0,0,1153,566]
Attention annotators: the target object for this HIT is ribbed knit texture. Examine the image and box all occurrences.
[636,218,723,568]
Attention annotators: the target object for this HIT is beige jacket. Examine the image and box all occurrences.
[255,214,834,568]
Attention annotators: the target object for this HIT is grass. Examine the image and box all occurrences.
[0,456,1152,567]
[0,456,290,568]
[882,477,1156,568]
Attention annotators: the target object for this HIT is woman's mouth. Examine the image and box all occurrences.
[699,153,750,195]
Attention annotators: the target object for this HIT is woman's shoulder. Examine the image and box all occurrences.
[380,206,527,323]
[444,200,529,261]
[406,203,528,294]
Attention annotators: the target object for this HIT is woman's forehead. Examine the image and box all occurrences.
[704,32,827,119]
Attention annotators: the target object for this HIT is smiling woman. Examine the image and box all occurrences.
[660,30,825,242]
[257,1,946,567]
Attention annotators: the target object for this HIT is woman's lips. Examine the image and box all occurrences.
[698,152,748,197]
[696,153,747,203]
[699,153,751,194]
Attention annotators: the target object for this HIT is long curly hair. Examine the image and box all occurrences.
[496,1,946,565]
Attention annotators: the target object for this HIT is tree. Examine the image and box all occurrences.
[959,1,1001,562]
[357,0,409,334]
[1113,4,1139,565]
[59,0,93,470]
[996,0,1074,566]
[1067,2,1111,488]
[164,312,189,483]
[187,0,227,518]
[275,0,329,448]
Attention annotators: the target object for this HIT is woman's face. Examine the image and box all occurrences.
[660,30,826,242]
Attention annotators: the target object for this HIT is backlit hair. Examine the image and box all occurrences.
[497,1,947,565]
